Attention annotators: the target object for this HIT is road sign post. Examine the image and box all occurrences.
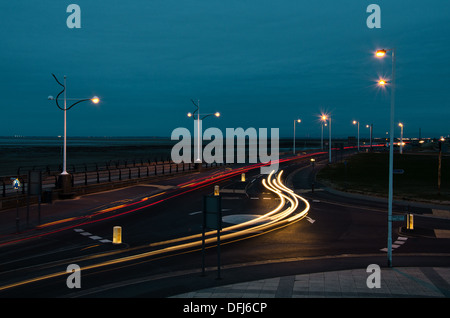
[12,178,21,233]
[202,194,222,279]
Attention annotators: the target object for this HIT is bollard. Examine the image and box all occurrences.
[113,226,122,244]
[407,214,414,230]
[214,185,220,196]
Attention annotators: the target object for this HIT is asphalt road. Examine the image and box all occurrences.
[0,153,449,298]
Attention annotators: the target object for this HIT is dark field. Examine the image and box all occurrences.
[317,152,450,202]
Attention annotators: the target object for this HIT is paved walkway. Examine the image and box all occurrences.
[172,267,450,298]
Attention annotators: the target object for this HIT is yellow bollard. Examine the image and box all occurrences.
[407,214,414,230]
[113,226,122,244]
[214,185,220,196]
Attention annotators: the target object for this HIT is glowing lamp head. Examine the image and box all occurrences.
[378,79,386,86]
[297,119,301,123]
[376,49,386,57]
[353,120,357,125]
[187,112,193,118]
[321,115,327,121]
[399,123,403,127]
[214,112,220,117]
[91,96,100,104]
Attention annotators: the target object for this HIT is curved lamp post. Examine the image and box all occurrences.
[49,74,99,180]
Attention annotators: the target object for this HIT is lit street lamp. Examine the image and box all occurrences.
[375,47,396,267]
[353,120,360,151]
[49,74,100,179]
[321,114,331,163]
[293,119,301,154]
[399,123,404,154]
[366,124,373,150]
[188,99,220,163]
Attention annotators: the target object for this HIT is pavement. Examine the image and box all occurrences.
[1,168,449,298]
[171,267,450,298]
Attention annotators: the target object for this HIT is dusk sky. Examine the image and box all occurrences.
[1,1,449,138]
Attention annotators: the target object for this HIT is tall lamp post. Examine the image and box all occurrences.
[353,120,360,151]
[366,124,373,151]
[49,74,99,196]
[399,123,404,154]
[293,119,301,154]
[376,48,396,267]
[188,99,220,164]
[321,115,331,163]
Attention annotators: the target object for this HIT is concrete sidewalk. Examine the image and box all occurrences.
[172,267,450,298]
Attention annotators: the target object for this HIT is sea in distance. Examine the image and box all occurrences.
[0,136,314,177]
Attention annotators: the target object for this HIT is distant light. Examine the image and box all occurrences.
[214,112,220,117]
[321,115,327,121]
[376,49,386,57]
[91,96,100,104]
[378,79,386,86]
[399,123,403,127]
[353,120,357,125]
[187,112,193,117]
[297,119,301,123]
[419,140,425,144]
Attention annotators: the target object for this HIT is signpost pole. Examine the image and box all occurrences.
[202,194,222,279]
[201,208,206,277]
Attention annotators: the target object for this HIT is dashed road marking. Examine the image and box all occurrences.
[74,229,112,244]
[380,236,408,252]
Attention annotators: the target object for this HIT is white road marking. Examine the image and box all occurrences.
[74,229,112,244]
[380,236,408,252]
[306,216,316,224]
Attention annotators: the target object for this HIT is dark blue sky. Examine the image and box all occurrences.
[1,1,449,138]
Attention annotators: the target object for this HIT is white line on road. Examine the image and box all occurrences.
[306,216,316,224]
[380,236,408,252]
[74,229,111,244]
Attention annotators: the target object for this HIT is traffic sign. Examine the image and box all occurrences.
[12,178,21,190]
[391,215,405,222]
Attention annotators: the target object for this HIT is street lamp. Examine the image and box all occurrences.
[353,120,360,151]
[399,123,404,154]
[49,74,100,178]
[366,124,373,150]
[375,47,396,267]
[293,119,301,154]
[321,114,331,163]
[189,99,220,163]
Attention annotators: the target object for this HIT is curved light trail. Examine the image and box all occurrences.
[0,169,310,292]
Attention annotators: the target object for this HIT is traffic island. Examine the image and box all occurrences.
[399,226,436,238]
